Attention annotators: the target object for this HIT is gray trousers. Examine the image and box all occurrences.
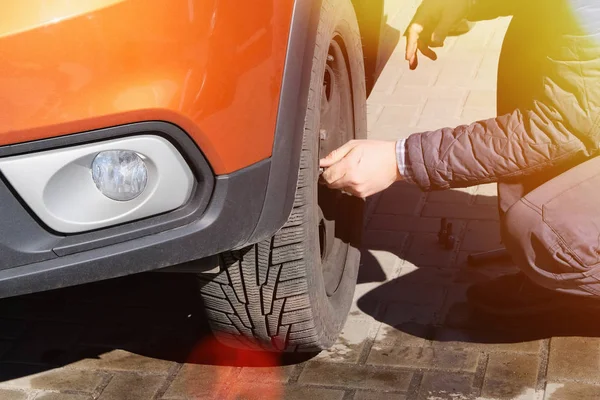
[499,156,600,298]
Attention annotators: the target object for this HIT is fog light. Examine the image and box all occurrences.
[91,150,148,201]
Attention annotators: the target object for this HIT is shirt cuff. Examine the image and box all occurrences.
[396,139,415,184]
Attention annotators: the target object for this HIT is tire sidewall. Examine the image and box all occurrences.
[303,0,366,348]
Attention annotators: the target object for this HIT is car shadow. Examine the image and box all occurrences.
[0,270,319,384]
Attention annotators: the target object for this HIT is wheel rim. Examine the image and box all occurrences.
[318,36,355,297]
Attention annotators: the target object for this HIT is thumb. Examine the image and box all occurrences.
[320,140,359,168]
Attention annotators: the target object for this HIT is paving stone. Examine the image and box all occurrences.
[372,105,421,139]
[433,328,542,353]
[405,232,460,267]
[368,345,479,372]
[164,364,234,399]
[474,183,498,206]
[68,349,174,374]
[481,353,539,400]
[354,391,407,400]
[0,389,28,400]
[418,372,473,400]
[299,362,412,391]
[421,90,468,120]
[377,301,441,327]
[415,117,465,134]
[362,231,408,251]
[367,215,443,233]
[435,56,483,88]
[36,392,93,400]
[464,90,497,111]
[460,220,502,252]
[375,183,424,216]
[547,337,600,382]
[397,60,442,87]
[472,52,501,90]
[367,104,384,132]
[0,368,104,393]
[229,385,345,400]
[426,187,473,204]
[370,87,426,106]
[545,382,600,400]
[237,365,296,383]
[373,323,430,349]
[97,373,163,400]
[315,318,373,363]
[421,202,499,220]
[460,107,494,124]
[360,249,403,281]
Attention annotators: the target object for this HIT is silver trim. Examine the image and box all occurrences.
[0,135,194,233]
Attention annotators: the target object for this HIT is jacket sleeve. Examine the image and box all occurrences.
[467,0,526,21]
[404,101,600,191]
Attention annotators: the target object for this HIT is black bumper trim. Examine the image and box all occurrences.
[0,158,269,299]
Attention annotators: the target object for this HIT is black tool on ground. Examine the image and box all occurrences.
[437,218,456,250]
[467,248,511,266]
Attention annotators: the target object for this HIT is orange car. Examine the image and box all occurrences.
[0,0,385,351]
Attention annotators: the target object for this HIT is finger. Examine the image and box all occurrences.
[319,140,358,167]
[418,40,438,61]
[321,160,350,187]
[405,22,423,64]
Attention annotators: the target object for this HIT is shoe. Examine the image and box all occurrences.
[466,272,600,317]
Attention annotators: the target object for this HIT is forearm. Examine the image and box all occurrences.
[403,106,597,191]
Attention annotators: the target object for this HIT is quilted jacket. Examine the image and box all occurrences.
[405,0,600,191]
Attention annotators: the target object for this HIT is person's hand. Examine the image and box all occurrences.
[405,0,471,69]
[319,140,402,198]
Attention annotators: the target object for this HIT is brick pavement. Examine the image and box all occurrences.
[1,3,599,400]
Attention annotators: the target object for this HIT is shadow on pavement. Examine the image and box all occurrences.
[0,271,315,383]
[357,182,600,347]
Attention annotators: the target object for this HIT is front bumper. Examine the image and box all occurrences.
[0,121,270,299]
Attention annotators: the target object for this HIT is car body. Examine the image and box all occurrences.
[0,0,386,302]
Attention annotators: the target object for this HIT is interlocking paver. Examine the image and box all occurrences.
[5,7,587,400]
[163,364,234,399]
[35,394,92,400]
[97,373,164,400]
[421,202,499,220]
[299,362,413,391]
[368,345,479,372]
[404,231,462,267]
[418,372,473,400]
[545,382,600,400]
[433,327,543,354]
[226,385,346,400]
[67,349,174,375]
[481,353,539,400]
[0,388,27,400]
[461,220,502,252]
[354,391,407,400]
[547,337,600,382]
[0,368,104,393]
[314,318,374,363]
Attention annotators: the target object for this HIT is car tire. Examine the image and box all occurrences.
[199,0,366,352]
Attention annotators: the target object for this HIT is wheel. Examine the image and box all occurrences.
[199,0,367,352]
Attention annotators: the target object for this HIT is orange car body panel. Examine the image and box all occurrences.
[0,0,295,174]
